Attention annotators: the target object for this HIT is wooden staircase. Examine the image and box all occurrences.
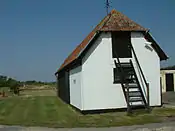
[114,59,150,114]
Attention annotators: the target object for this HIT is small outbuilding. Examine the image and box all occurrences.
[161,66,175,93]
[55,9,168,112]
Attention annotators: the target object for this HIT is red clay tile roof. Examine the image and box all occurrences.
[100,10,147,31]
[56,9,147,73]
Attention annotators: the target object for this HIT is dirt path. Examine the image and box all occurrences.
[0,122,175,131]
[163,92,175,105]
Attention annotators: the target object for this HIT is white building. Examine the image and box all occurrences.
[161,67,175,93]
[55,9,168,113]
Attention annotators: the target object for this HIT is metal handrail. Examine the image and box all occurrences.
[130,45,149,106]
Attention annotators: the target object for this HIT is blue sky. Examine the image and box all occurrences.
[0,0,174,81]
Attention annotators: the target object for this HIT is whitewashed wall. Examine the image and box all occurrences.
[69,66,82,109]
[82,32,127,110]
[131,32,161,106]
[76,32,162,111]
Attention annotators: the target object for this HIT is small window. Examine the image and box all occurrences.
[113,64,134,84]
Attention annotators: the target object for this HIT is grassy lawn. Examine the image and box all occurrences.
[0,91,175,128]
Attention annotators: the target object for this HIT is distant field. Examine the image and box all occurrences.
[20,89,56,97]
[0,86,56,97]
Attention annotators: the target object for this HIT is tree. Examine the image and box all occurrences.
[7,78,20,95]
[0,75,8,87]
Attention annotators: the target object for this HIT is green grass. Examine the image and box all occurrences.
[0,94,175,128]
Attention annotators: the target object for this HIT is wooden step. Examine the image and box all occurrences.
[124,84,138,89]
[129,97,143,102]
[124,77,136,82]
[116,62,131,67]
[129,91,141,97]
[130,104,145,109]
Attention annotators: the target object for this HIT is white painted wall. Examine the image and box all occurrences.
[69,66,83,109]
[82,32,127,110]
[131,32,161,106]
[78,32,161,111]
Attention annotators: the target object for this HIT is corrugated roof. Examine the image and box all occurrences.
[56,9,148,73]
[161,66,175,70]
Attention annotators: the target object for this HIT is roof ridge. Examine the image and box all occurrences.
[56,9,148,73]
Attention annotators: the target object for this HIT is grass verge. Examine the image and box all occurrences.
[0,96,174,128]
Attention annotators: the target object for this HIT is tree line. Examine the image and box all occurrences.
[0,75,20,94]
[0,75,56,88]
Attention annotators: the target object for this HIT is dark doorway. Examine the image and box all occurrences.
[57,71,70,104]
[166,73,174,91]
[112,32,132,58]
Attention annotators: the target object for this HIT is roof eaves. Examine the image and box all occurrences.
[144,32,168,61]
[77,31,99,58]
[55,31,100,75]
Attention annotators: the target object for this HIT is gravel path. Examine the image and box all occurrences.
[162,92,175,109]
[0,122,175,131]
[163,92,175,105]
